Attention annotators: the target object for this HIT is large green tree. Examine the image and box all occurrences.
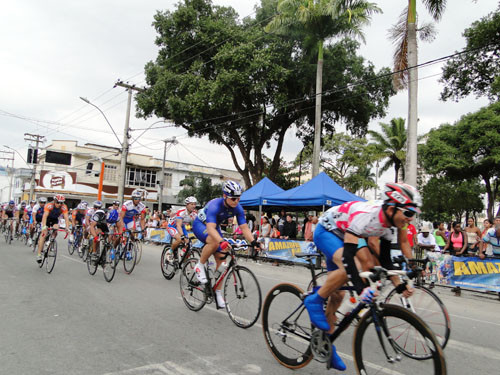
[421,176,484,223]
[368,117,407,183]
[389,0,447,187]
[136,0,393,187]
[177,175,221,206]
[266,0,380,177]
[420,101,500,220]
[440,7,500,102]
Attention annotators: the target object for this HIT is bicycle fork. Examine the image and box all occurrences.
[371,306,402,363]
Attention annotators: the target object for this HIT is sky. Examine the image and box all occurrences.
[0,0,498,196]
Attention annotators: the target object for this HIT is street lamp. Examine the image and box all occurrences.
[79,97,122,146]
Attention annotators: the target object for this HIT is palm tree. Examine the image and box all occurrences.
[368,117,407,183]
[265,0,380,177]
[390,0,447,187]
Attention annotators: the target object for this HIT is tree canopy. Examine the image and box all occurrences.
[136,0,393,187]
[177,175,222,206]
[440,7,500,102]
[420,101,500,220]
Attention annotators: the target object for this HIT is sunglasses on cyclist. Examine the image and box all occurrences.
[228,197,240,202]
[398,207,416,218]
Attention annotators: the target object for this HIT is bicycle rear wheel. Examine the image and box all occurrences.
[103,245,116,282]
[385,285,451,351]
[123,242,137,274]
[68,237,75,255]
[224,265,262,328]
[353,303,446,375]
[46,240,57,274]
[161,245,176,280]
[179,258,207,311]
[262,283,313,369]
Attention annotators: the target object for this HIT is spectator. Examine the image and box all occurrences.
[310,216,318,233]
[433,222,447,251]
[481,219,493,256]
[304,214,314,241]
[246,213,256,232]
[464,218,482,255]
[417,225,440,252]
[480,223,500,259]
[252,224,260,239]
[278,209,286,233]
[261,216,271,238]
[301,212,309,237]
[406,222,418,250]
[495,216,500,225]
[281,214,297,240]
[270,224,281,238]
[444,221,467,256]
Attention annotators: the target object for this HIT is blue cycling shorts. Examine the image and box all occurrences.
[192,218,225,252]
[313,224,344,271]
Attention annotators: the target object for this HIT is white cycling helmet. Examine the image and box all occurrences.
[131,189,143,200]
[185,196,197,205]
[222,180,243,197]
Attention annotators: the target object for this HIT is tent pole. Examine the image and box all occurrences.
[322,205,325,214]
[258,205,262,232]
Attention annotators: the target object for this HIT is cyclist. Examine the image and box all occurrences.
[70,202,87,242]
[24,200,37,245]
[1,200,18,240]
[15,200,27,235]
[106,200,120,237]
[89,208,109,260]
[192,180,260,308]
[117,190,146,235]
[303,182,420,371]
[166,196,198,261]
[31,197,47,245]
[36,195,70,263]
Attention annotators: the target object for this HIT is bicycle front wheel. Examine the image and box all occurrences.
[87,251,98,275]
[123,242,137,274]
[46,240,57,274]
[353,303,446,375]
[223,266,262,329]
[262,283,313,369]
[179,258,207,311]
[102,245,116,282]
[161,245,176,280]
[385,285,451,350]
[68,237,75,255]
[135,240,143,265]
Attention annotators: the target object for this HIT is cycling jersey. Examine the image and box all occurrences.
[121,200,146,223]
[106,208,119,224]
[196,198,246,226]
[72,210,86,225]
[44,202,68,220]
[32,204,45,222]
[2,204,17,214]
[167,208,197,237]
[318,200,393,241]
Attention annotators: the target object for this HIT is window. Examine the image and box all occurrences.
[104,165,117,182]
[126,167,157,188]
[164,173,172,188]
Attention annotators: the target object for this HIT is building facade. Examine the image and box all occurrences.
[33,140,242,208]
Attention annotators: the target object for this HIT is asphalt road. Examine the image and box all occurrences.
[1,237,500,375]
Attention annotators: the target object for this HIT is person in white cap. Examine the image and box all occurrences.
[417,225,440,252]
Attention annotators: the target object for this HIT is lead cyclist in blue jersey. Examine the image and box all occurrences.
[193,180,260,308]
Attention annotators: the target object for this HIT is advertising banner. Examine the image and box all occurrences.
[262,238,317,264]
[425,252,500,292]
[38,170,77,190]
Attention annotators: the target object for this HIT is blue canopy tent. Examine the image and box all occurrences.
[240,177,284,226]
[263,172,365,210]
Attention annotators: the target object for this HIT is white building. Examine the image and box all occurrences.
[33,140,243,209]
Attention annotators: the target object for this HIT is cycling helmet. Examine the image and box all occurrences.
[112,200,121,205]
[185,196,197,205]
[131,190,142,200]
[39,197,47,203]
[76,203,87,210]
[92,209,107,224]
[383,182,422,213]
[106,209,119,223]
[9,200,15,205]
[20,200,27,206]
[80,200,89,208]
[222,180,243,197]
[30,199,36,204]
[54,194,65,203]
[93,200,103,209]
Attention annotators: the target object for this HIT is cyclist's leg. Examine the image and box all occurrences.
[304,224,346,331]
[192,219,221,283]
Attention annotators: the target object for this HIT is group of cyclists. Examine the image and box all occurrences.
[3,179,435,373]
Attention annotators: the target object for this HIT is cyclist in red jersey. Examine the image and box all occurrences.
[36,194,70,263]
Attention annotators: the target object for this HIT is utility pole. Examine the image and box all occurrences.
[0,150,14,200]
[24,133,45,202]
[114,80,145,202]
[158,137,177,211]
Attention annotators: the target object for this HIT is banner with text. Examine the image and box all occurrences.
[262,238,317,264]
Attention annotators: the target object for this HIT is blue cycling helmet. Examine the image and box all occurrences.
[93,200,103,209]
[9,200,15,205]
[222,180,243,197]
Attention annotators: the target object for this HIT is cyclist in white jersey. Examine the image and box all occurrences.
[166,196,197,260]
[304,183,421,372]
[117,190,146,233]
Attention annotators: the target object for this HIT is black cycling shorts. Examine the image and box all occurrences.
[46,217,59,228]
